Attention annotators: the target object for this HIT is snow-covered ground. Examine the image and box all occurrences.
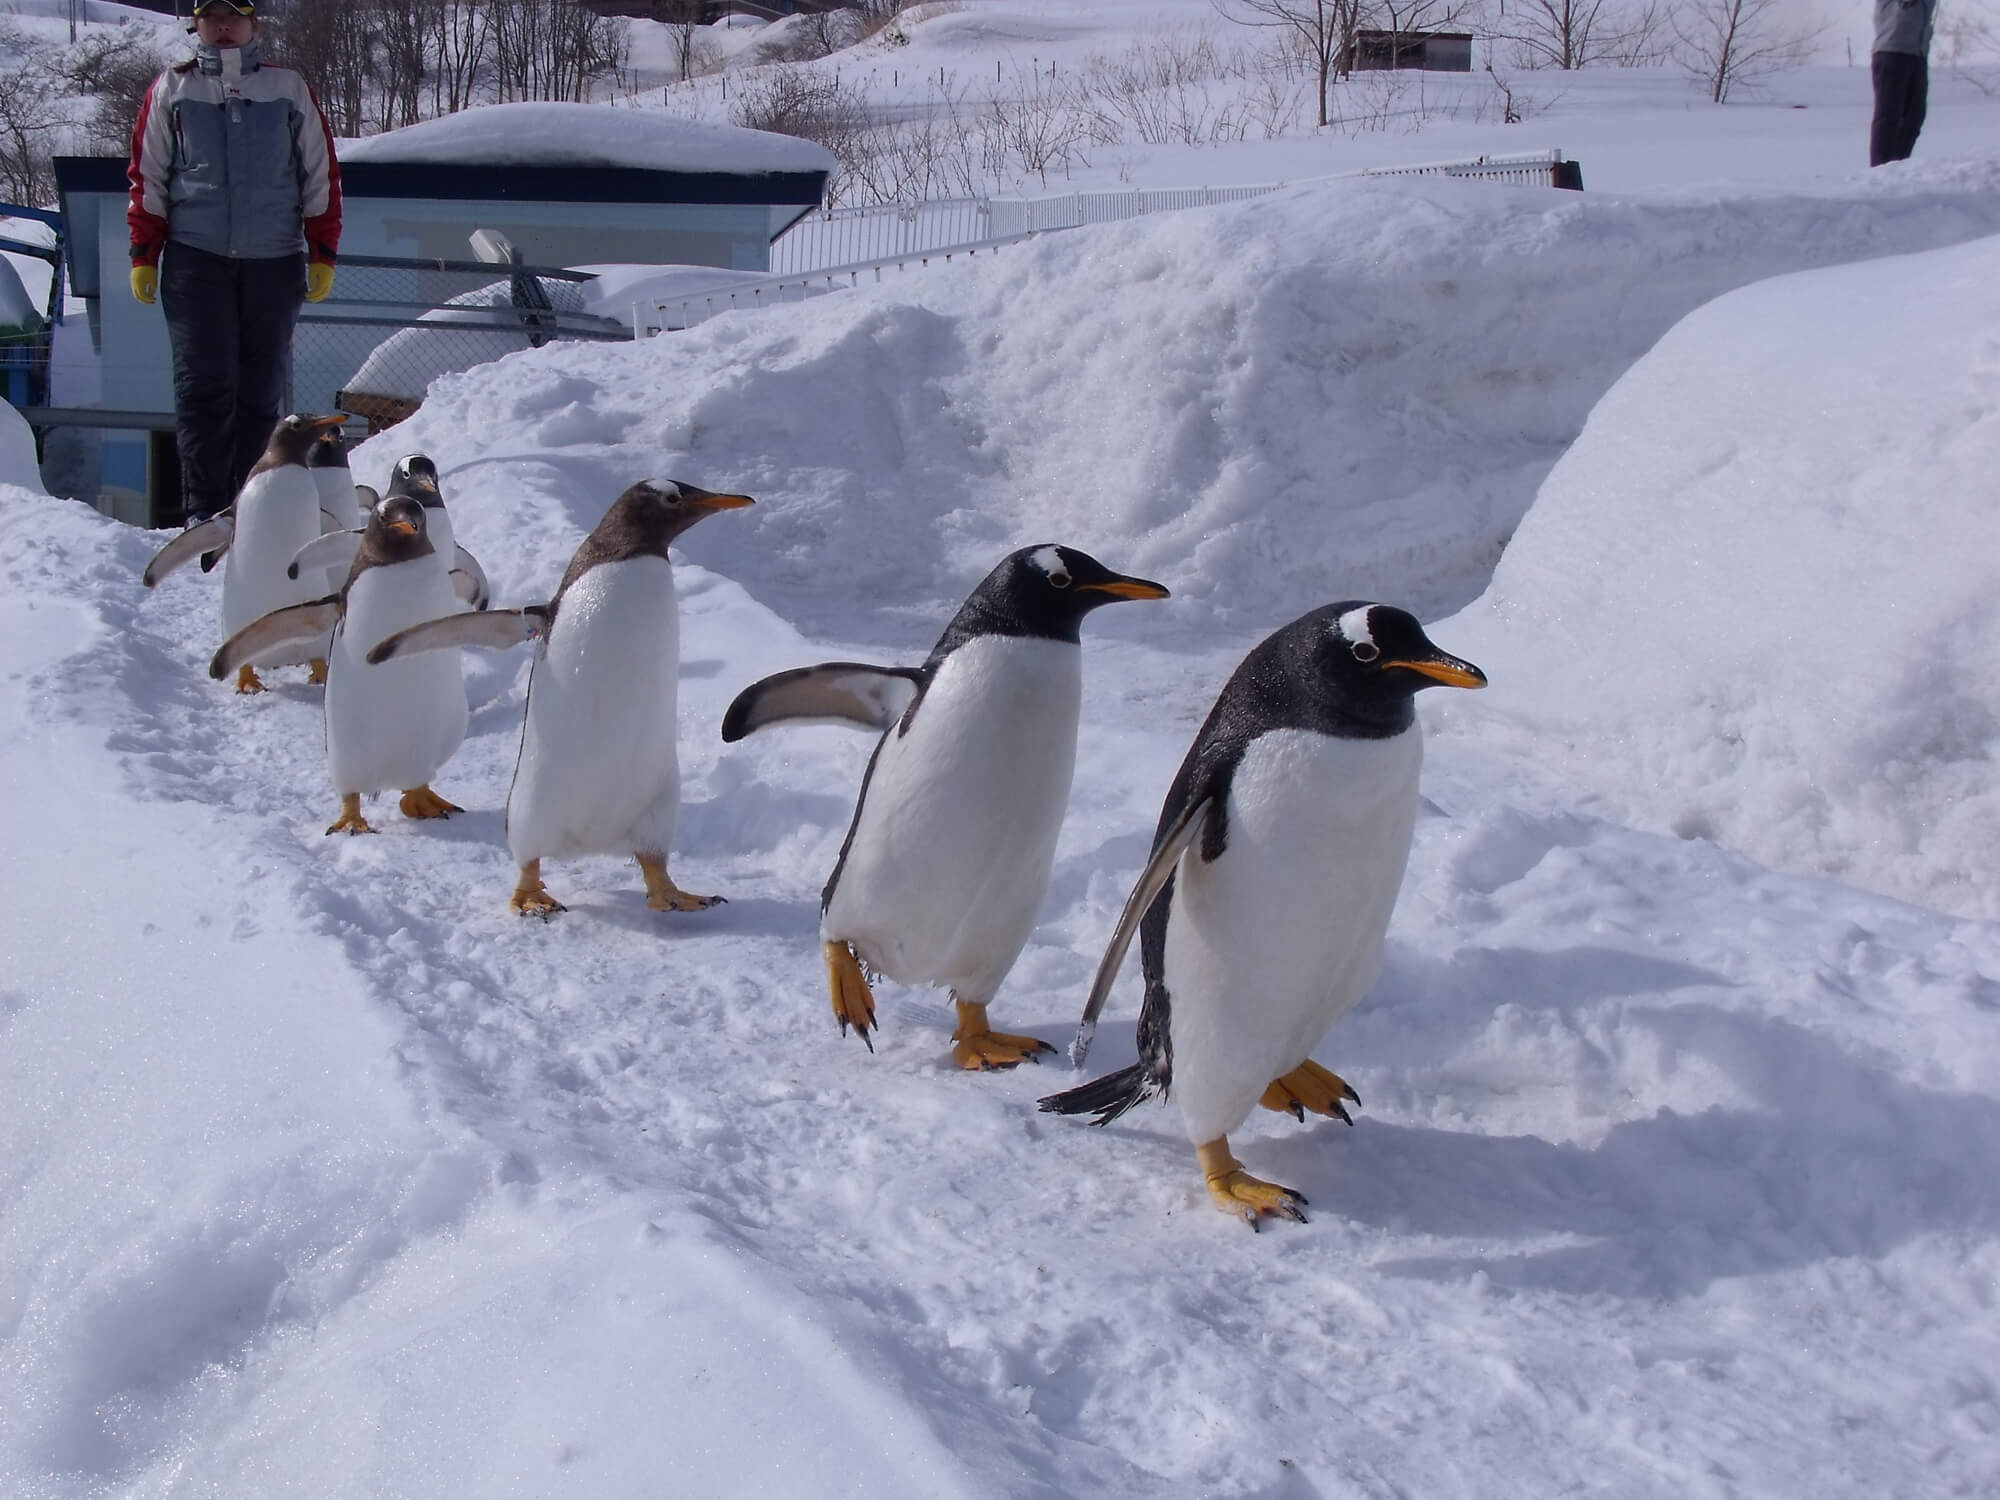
[8,5,2000,1497]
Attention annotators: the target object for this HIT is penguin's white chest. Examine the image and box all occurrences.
[824,635,1081,1000]
[325,558,466,796]
[507,557,683,862]
[223,467,326,636]
[312,468,367,529]
[1164,725,1423,1146]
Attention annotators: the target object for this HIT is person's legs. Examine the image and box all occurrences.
[159,242,242,521]
[1871,52,1927,166]
[230,253,308,494]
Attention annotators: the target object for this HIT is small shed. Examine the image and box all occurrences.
[1349,30,1475,72]
[52,103,832,527]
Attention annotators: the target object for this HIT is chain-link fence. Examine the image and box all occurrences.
[293,252,631,432]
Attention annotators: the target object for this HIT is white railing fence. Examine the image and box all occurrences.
[643,151,1571,337]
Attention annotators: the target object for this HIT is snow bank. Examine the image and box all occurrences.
[0,403,43,493]
[342,277,592,402]
[1439,231,2000,920]
[340,101,835,177]
[376,158,2000,644]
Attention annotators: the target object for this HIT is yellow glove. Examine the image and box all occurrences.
[130,265,158,305]
[305,262,335,303]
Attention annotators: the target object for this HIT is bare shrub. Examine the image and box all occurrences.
[1496,0,1670,70]
[0,61,62,207]
[1671,0,1819,102]
[63,32,172,153]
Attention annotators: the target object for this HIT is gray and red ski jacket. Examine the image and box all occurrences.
[126,39,341,269]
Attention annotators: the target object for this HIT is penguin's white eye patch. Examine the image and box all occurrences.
[1337,605,1377,654]
[1029,546,1070,587]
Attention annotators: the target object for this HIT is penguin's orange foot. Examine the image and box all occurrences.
[510,860,565,917]
[1197,1139,1308,1231]
[949,998,1054,1070]
[325,794,374,836]
[398,785,462,819]
[307,657,329,685]
[1260,1059,1360,1125]
[636,853,724,912]
[823,940,878,1052]
[234,664,266,695]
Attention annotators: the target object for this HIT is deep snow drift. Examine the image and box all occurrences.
[1441,233,2000,919]
[383,158,2000,647]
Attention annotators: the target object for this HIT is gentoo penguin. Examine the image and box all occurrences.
[308,422,370,530]
[368,479,753,912]
[721,545,1169,1070]
[142,412,349,692]
[210,494,468,834]
[288,456,489,611]
[1039,603,1484,1227]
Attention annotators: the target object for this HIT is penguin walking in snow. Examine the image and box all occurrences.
[1039,603,1485,1228]
[210,493,469,834]
[722,545,1169,1070]
[367,479,753,912]
[308,422,370,531]
[288,454,489,612]
[142,412,350,692]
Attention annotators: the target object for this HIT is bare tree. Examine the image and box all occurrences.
[55,29,170,151]
[489,0,627,104]
[1213,0,1363,128]
[264,0,373,135]
[1492,0,1667,68]
[371,0,430,130]
[426,1,491,116]
[0,64,61,207]
[1671,0,1819,102]
[650,0,708,83]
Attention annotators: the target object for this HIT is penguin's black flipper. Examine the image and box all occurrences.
[1066,793,1215,1069]
[288,528,363,581]
[210,597,341,679]
[450,545,491,611]
[1038,1062,1155,1126]
[143,512,235,587]
[721,663,925,743]
[366,605,549,665]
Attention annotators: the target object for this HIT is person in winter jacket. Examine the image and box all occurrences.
[1871,0,1940,167]
[126,1,342,522]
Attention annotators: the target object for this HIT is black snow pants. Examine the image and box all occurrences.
[1870,51,1929,168]
[159,242,306,522]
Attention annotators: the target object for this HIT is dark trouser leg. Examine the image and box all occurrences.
[160,243,240,522]
[229,253,307,496]
[1871,52,1929,167]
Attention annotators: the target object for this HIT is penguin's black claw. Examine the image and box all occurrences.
[825,941,879,1053]
[1261,1060,1363,1126]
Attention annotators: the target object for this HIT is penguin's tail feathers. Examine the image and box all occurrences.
[1038,1063,1155,1128]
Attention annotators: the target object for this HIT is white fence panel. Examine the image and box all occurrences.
[658,152,1571,338]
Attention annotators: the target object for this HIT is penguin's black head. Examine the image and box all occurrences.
[264,412,348,468]
[308,425,348,469]
[366,493,433,563]
[615,478,756,547]
[970,545,1171,643]
[386,454,442,508]
[1319,602,1486,703]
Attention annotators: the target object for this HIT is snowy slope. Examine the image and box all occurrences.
[379,160,2000,646]
[1439,232,2000,917]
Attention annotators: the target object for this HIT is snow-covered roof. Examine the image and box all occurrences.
[339,103,836,178]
